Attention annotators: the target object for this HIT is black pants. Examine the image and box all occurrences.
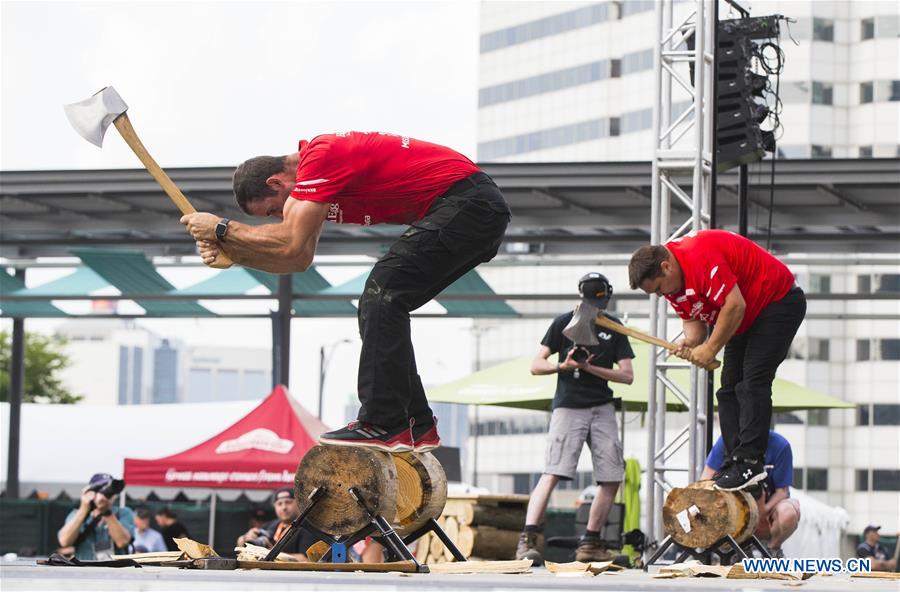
[356,172,511,427]
[717,287,807,461]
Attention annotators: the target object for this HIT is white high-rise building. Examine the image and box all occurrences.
[473,1,900,543]
[477,1,900,162]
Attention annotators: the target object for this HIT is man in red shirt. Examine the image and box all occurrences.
[181,132,510,452]
[627,230,806,490]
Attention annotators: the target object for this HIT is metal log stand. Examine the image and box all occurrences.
[645,532,771,569]
[263,486,466,571]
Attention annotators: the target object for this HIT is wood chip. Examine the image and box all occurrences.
[545,560,589,573]
[235,542,298,562]
[173,537,218,559]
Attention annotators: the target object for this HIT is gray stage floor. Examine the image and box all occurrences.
[2,560,898,592]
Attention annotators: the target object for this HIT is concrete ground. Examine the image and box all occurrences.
[2,560,898,592]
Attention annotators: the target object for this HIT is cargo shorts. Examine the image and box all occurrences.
[544,404,624,483]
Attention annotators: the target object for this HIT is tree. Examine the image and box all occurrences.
[0,331,83,404]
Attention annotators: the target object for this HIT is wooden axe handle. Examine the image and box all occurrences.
[112,115,233,269]
[594,314,721,370]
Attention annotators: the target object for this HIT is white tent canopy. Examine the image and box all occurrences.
[0,400,272,499]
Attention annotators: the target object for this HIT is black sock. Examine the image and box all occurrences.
[524,524,540,534]
[584,529,600,538]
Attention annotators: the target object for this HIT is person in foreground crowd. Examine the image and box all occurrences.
[182,131,510,452]
[516,274,635,565]
[57,473,134,560]
[629,230,806,491]
[236,487,319,561]
[132,506,167,553]
[154,507,190,552]
[701,430,799,559]
[856,525,898,572]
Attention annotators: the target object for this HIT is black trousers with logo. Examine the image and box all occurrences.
[717,287,807,461]
[356,173,511,428]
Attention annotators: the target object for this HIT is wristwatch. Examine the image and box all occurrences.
[215,218,231,241]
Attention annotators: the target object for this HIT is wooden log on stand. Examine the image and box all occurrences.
[662,480,759,549]
[295,445,398,537]
[392,451,447,537]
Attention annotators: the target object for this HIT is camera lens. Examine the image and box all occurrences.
[571,347,588,363]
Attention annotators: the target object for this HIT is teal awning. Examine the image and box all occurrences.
[0,270,68,317]
[244,269,357,316]
[71,249,213,317]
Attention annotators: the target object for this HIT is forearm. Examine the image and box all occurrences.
[105,516,132,548]
[531,357,561,375]
[58,509,89,546]
[582,364,633,384]
[706,302,744,351]
[224,221,318,274]
[764,488,789,514]
[682,320,708,347]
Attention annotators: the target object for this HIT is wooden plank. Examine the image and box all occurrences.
[114,551,184,563]
[426,559,533,574]
[236,559,420,573]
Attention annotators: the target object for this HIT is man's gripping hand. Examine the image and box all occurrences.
[197,241,233,269]
[181,212,219,241]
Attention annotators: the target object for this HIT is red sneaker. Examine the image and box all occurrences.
[412,417,441,452]
[318,420,414,452]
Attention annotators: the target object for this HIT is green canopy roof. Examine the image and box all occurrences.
[0,270,67,317]
[427,341,854,413]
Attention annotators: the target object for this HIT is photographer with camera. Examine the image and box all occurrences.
[57,473,134,560]
[516,274,635,565]
[236,487,318,561]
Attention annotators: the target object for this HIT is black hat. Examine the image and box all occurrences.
[273,487,295,501]
[578,273,613,309]
[863,525,881,535]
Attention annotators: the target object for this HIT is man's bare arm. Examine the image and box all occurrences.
[221,200,330,273]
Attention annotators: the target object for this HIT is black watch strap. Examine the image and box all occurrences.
[215,218,231,241]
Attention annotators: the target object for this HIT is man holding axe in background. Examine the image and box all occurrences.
[516,273,635,565]
[628,229,806,491]
[182,132,511,452]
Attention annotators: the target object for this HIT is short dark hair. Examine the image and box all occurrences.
[232,155,289,214]
[628,245,669,289]
[155,507,177,519]
[135,506,152,520]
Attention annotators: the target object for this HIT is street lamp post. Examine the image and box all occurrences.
[318,339,352,420]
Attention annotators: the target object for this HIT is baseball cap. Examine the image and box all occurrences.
[273,487,295,501]
[88,473,115,487]
[578,273,613,309]
[863,525,881,535]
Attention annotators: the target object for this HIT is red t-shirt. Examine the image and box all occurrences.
[664,230,795,334]
[289,132,480,225]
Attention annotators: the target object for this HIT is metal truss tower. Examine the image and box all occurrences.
[645,0,716,545]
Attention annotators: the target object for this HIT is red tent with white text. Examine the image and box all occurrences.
[124,385,327,490]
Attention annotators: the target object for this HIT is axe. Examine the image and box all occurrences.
[594,314,721,370]
[63,86,232,268]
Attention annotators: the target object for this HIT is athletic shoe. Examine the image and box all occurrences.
[711,457,735,481]
[412,416,441,452]
[575,535,615,562]
[515,531,544,566]
[714,458,767,491]
[318,420,414,452]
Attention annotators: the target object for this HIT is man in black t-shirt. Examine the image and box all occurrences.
[154,507,190,553]
[237,487,320,561]
[856,525,898,572]
[516,273,635,565]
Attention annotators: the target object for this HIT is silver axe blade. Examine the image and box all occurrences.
[63,86,128,147]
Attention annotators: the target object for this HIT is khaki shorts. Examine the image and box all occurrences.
[544,404,624,483]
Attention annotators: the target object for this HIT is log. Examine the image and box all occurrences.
[430,516,446,561]
[442,516,460,561]
[415,531,431,563]
[460,503,526,531]
[457,525,532,560]
[295,445,398,537]
[662,480,759,549]
[392,451,447,537]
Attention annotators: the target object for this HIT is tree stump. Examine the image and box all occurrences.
[662,480,759,549]
[294,445,398,537]
[456,525,524,560]
[392,451,447,537]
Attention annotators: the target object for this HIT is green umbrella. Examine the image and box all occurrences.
[427,341,854,413]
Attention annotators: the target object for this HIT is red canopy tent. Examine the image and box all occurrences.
[124,385,328,490]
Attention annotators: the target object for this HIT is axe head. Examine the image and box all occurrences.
[63,86,128,147]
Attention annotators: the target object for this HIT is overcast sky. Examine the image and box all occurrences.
[1,0,480,171]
